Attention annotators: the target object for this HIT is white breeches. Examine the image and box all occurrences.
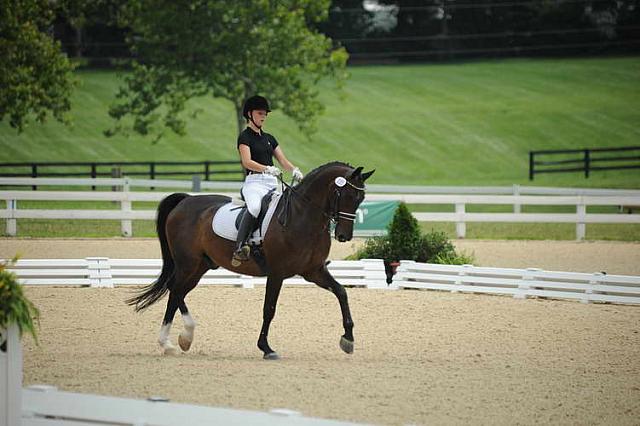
[241,174,278,218]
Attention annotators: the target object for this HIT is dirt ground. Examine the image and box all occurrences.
[5,238,640,424]
[21,287,640,425]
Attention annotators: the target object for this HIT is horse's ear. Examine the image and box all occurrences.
[361,169,375,182]
[349,166,363,179]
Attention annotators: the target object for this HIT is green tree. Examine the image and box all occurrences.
[0,0,77,131]
[386,201,421,261]
[109,0,348,140]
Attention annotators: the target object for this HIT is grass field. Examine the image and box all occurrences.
[1,57,639,187]
[1,57,639,240]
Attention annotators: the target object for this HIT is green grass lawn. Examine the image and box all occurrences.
[1,57,639,187]
[1,57,639,240]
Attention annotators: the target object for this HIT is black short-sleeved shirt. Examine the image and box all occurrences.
[237,127,279,173]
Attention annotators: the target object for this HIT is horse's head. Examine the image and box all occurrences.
[330,166,375,242]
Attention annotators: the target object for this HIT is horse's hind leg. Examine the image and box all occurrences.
[303,266,354,354]
[159,291,182,355]
[158,262,207,355]
[178,301,195,352]
[178,257,216,352]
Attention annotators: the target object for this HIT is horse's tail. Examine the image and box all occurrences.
[126,193,190,312]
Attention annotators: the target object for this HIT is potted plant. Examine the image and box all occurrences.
[1,257,40,350]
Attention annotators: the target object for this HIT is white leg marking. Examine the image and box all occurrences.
[182,312,196,335]
[178,313,196,352]
[158,323,177,355]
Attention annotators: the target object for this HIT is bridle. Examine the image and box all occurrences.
[278,175,365,226]
[328,177,365,224]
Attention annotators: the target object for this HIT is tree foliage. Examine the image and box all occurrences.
[330,0,640,60]
[108,0,348,140]
[0,0,77,131]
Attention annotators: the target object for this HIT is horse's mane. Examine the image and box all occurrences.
[296,161,353,189]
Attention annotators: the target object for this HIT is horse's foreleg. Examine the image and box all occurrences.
[257,276,283,360]
[304,266,354,354]
[178,301,195,352]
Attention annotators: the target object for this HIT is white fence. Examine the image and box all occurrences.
[6,258,640,305]
[3,176,640,196]
[396,261,640,305]
[8,258,388,289]
[2,178,639,240]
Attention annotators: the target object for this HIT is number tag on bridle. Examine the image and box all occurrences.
[334,177,347,187]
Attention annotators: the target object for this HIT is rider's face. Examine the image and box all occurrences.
[250,109,268,127]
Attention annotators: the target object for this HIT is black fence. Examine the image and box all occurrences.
[529,146,640,180]
[0,160,244,189]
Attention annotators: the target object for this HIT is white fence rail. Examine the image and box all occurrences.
[3,177,640,196]
[396,261,640,305]
[7,258,388,289]
[5,258,640,305]
[19,385,358,426]
[2,187,639,239]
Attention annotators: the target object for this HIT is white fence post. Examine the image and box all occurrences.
[583,272,604,304]
[121,178,132,237]
[6,199,17,237]
[576,201,586,241]
[455,203,466,238]
[241,274,254,289]
[0,324,22,426]
[394,260,413,289]
[512,184,521,214]
[87,257,113,288]
[453,264,474,293]
[515,267,541,299]
[361,259,389,289]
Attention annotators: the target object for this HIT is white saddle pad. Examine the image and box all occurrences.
[212,193,281,244]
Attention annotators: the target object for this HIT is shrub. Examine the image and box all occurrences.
[353,203,474,265]
[0,258,40,342]
[386,202,421,261]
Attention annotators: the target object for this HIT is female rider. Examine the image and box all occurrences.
[233,95,303,263]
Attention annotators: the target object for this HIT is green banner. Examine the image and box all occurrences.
[353,201,399,236]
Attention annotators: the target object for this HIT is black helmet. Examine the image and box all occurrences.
[242,95,271,119]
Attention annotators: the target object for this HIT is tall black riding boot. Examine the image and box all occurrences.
[232,213,257,263]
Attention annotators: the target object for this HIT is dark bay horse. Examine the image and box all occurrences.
[127,162,374,359]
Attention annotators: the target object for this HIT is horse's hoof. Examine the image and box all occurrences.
[163,346,179,356]
[178,333,192,352]
[263,352,280,360]
[340,336,354,354]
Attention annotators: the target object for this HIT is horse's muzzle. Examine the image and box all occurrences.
[337,234,348,242]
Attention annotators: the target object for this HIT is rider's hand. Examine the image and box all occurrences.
[263,165,282,177]
[292,167,304,182]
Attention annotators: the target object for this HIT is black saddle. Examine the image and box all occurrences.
[233,189,276,233]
